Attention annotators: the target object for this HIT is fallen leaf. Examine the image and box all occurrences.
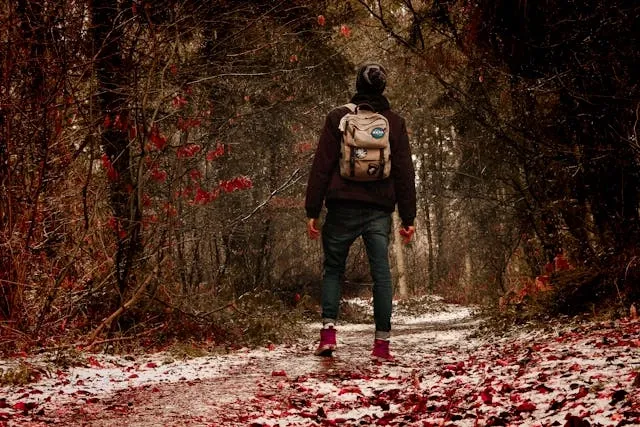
[516,401,536,412]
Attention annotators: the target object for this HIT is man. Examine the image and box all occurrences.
[305,63,417,361]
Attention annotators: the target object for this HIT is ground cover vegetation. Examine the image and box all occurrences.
[0,0,638,353]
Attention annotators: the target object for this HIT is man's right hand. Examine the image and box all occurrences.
[307,218,320,240]
[399,225,415,244]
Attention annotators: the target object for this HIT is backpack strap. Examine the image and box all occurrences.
[339,104,357,132]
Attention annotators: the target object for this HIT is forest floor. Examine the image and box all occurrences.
[1,297,639,427]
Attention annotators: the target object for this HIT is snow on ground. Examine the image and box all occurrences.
[1,298,638,426]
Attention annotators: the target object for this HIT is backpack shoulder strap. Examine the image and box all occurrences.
[339,103,357,132]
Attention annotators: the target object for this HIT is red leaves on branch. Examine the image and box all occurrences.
[172,95,187,109]
[193,187,218,205]
[101,154,119,181]
[150,168,167,183]
[177,117,202,131]
[206,143,225,161]
[107,217,127,239]
[219,176,252,193]
[149,128,168,151]
[188,169,202,182]
[176,144,201,158]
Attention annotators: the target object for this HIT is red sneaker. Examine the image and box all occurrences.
[314,327,336,356]
[371,339,394,361]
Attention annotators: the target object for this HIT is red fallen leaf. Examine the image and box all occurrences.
[340,24,351,37]
[146,362,158,369]
[317,15,326,26]
[516,401,536,412]
[14,401,37,412]
[496,359,510,366]
[565,414,592,427]
[536,384,554,394]
[574,386,588,399]
[338,386,362,395]
[569,363,582,372]
[151,387,161,393]
[87,356,102,368]
[76,379,85,386]
[271,370,287,377]
[480,388,493,404]
[128,373,139,379]
[500,383,514,393]
[549,398,566,410]
[267,343,276,351]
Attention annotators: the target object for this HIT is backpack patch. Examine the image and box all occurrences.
[338,104,391,182]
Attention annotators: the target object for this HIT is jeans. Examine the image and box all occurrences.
[321,206,393,337]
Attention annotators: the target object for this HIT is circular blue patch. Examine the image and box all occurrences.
[371,128,385,139]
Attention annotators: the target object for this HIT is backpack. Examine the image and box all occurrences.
[338,103,391,181]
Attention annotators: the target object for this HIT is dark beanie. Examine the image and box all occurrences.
[355,63,387,95]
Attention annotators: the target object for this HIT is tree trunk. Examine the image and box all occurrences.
[92,0,141,300]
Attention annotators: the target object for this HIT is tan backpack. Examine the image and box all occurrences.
[338,103,391,181]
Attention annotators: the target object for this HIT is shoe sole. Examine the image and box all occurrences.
[315,345,336,357]
[371,355,396,362]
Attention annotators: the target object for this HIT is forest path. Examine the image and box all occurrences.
[3,299,639,426]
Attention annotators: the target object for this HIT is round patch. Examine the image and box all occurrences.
[354,148,368,159]
[371,128,385,139]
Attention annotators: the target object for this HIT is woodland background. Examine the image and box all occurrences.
[1,0,638,352]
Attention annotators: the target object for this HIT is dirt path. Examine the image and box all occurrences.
[2,300,639,426]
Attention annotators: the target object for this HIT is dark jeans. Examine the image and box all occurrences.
[321,206,392,336]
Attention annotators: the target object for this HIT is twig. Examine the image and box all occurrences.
[87,259,165,343]
[34,324,165,354]
[232,167,303,226]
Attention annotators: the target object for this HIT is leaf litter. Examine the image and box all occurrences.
[0,296,638,426]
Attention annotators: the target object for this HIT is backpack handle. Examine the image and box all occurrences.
[355,103,375,113]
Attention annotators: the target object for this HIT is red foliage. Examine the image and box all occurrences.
[317,15,326,26]
[172,95,188,109]
[188,169,202,182]
[176,144,201,158]
[149,128,168,151]
[206,143,225,161]
[193,187,219,205]
[150,168,167,183]
[219,176,252,193]
[101,154,119,181]
[340,25,351,37]
[177,117,202,131]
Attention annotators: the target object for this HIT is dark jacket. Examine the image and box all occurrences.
[305,100,417,227]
